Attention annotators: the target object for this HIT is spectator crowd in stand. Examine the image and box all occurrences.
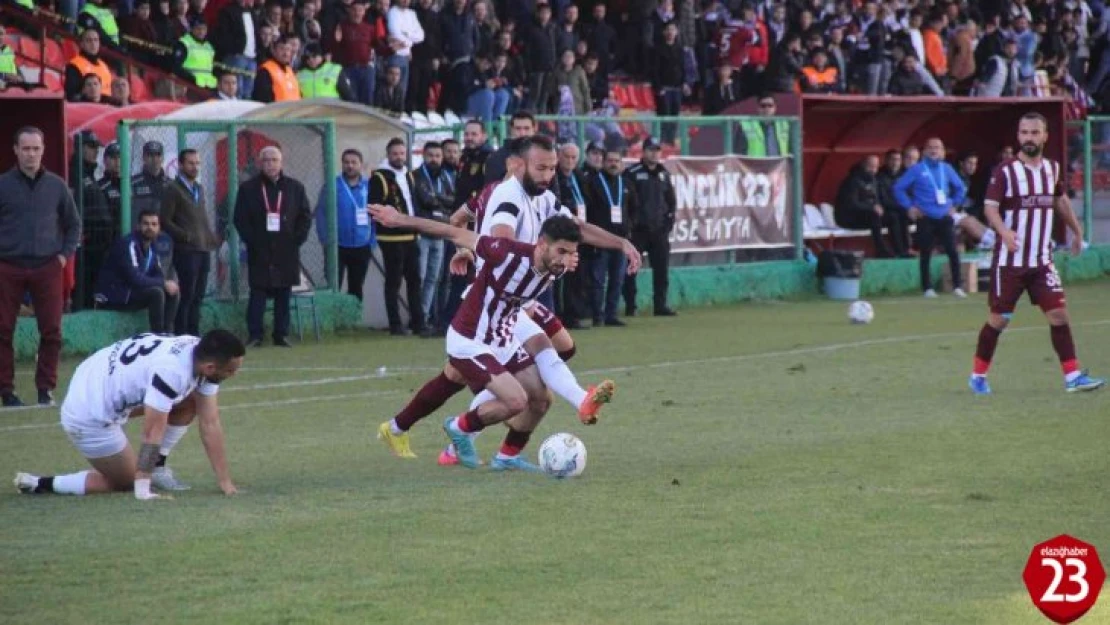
[4,0,1101,125]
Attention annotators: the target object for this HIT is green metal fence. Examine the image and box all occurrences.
[117,119,339,302]
[1066,117,1109,245]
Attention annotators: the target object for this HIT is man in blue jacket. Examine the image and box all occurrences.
[316,148,374,302]
[894,137,968,298]
[94,208,180,333]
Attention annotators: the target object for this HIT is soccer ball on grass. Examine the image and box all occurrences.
[847,300,874,324]
[538,433,587,478]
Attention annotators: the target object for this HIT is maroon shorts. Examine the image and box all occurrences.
[989,263,1066,315]
[527,302,565,338]
[448,342,535,394]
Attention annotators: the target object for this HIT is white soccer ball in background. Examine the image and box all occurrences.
[848,300,874,325]
[538,433,587,478]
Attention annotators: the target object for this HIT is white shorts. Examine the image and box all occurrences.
[445,328,533,392]
[60,417,129,459]
[513,310,545,345]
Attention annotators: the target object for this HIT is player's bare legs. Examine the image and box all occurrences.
[491,366,552,473]
[379,363,467,458]
[443,372,529,468]
[521,331,614,420]
[972,306,1104,394]
[954,214,996,250]
[15,445,137,495]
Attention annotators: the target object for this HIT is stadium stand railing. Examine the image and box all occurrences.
[3,5,215,103]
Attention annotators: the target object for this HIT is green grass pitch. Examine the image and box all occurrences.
[1,284,1108,624]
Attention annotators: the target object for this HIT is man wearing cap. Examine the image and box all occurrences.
[297,43,351,99]
[98,143,123,228]
[623,138,677,317]
[581,141,604,181]
[132,141,168,221]
[77,0,120,47]
[131,141,176,278]
[176,16,218,89]
[0,127,81,408]
[69,131,111,310]
[253,35,302,102]
[64,28,113,102]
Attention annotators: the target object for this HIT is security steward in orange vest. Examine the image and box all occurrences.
[65,28,114,101]
[252,34,301,103]
[800,49,841,94]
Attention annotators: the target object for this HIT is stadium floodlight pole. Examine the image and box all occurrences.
[118,120,132,237]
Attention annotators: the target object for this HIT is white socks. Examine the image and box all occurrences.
[53,471,89,495]
[470,390,495,411]
[534,348,588,409]
[160,425,190,457]
[389,419,404,436]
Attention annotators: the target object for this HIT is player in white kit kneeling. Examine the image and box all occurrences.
[14,330,245,500]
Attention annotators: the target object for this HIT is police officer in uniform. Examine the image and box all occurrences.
[296,44,353,100]
[175,17,218,89]
[623,138,677,317]
[77,0,120,46]
[98,142,123,225]
[70,131,110,309]
[131,141,175,276]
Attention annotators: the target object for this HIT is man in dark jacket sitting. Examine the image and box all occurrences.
[94,209,180,334]
[834,155,897,257]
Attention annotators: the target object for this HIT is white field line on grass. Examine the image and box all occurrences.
[1,318,1108,434]
[0,390,406,433]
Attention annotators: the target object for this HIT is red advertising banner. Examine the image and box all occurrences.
[665,156,793,252]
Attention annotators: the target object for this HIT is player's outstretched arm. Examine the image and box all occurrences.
[369,204,479,250]
[449,205,473,228]
[575,220,642,273]
[196,393,237,495]
[137,406,171,500]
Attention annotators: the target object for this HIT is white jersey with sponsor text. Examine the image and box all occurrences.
[62,333,219,428]
[477,176,573,272]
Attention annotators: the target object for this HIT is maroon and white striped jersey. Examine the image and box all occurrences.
[451,236,559,347]
[985,157,1064,268]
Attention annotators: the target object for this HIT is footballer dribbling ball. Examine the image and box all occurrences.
[538,433,587,478]
[848,300,874,325]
